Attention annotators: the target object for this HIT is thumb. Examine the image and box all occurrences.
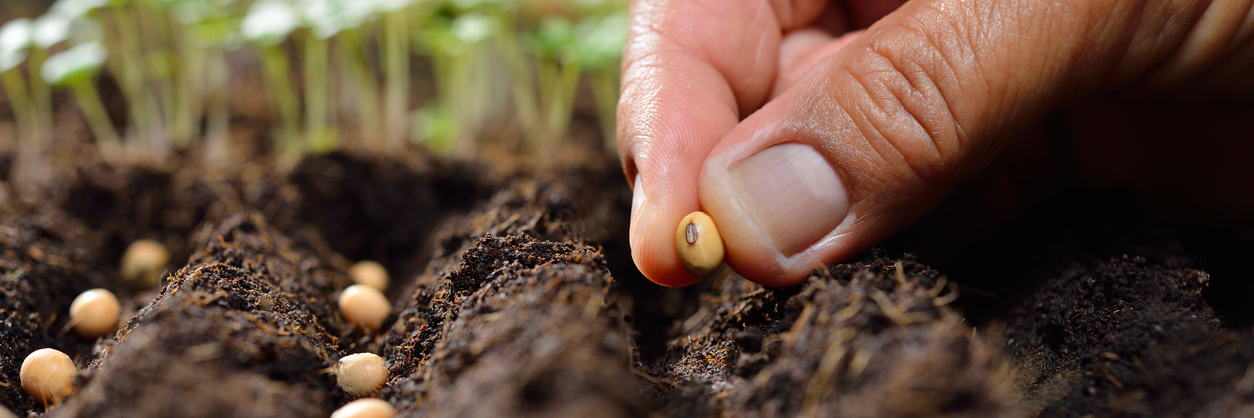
[699,0,1250,286]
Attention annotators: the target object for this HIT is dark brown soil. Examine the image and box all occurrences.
[1,144,1253,418]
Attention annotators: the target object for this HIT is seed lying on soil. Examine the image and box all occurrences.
[0,404,15,418]
[338,284,391,330]
[21,348,76,406]
[331,398,395,418]
[120,239,170,289]
[675,211,725,277]
[69,288,121,339]
[349,260,389,291]
[334,353,389,397]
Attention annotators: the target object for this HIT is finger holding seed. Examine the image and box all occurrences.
[21,348,76,407]
[331,398,395,418]
[338,284,390,330]
[675,211,725,277]
[334,353,389,397]
[69,288,121,339]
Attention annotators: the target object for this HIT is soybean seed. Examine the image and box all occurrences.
[335,353,388,397]
[331,398,395,418]
[69,288,121,339]
[349,260,389,292]
[675,211,725,277]
[20,348,76,407]
[120,239,169,289]
[338,284,391,330]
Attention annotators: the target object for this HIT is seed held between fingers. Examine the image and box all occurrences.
[21,348,76,407]
[675,211,725,277]
[69,288,121,339]
[335,353,389,397]
[338,284,391,330]
[331,398,395,418]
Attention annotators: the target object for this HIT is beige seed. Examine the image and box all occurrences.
[120,239,170,289]
[675,211,725,277]
[338,284,390,330]
[69,288,121,339]
[335,353,389,397]
[20,348,76,406]
[331,398,395,418]
[349,260,389,292]
[0,404,16,418]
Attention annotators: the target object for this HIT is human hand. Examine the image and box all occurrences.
[617,0,1254,287]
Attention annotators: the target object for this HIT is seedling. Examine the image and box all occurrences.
[332,353,388,397]
[69,288,121,339]
[20,348,76,407]
[530,16,581,153]
[120,239,170,289]
[338,284,390,330]
[675,211,725,277]
[331,398,395,418]
[241,0,302,154]
[1,19,36,153]
[380,0,415,149]
[41,41,123,164]
[349,260,389,292]
[574,11,626,151]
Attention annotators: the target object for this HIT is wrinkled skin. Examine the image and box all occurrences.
[618,0,1254,287]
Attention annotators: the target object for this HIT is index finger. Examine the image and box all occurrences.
[618,0,828,286]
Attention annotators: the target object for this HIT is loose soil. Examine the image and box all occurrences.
[1,136,1253,417]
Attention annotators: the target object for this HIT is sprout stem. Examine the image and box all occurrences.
[1,68,49,184]
[338,30,381,149]
[383,12,410,148]
[494,17,540,146]
[26,48,53,144]
[203,46,230,164]
[69,78,123,165]
[0,68,34,142]
[589,68,619,153]
[260,45,301,154]
[536,55,580,154]
[303,33,335,152]
[108,5,158,152]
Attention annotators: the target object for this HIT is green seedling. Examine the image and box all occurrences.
[381,0,415,149]
[575,11,625,152]
[0,17,54,184]
[157,0,239,162]
[312,0,383,149]
[242,0,303,155]
[530,16,581,154]
[42,41,124,164]
[1,18,35,146]
[418,9,507,155]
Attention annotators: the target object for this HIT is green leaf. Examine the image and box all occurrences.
[240,0,299,46]
[575,12,625,71]
[533,17,575,58]
[49,0,109,21]
[32,14,72,49]
[451,13,493,44]
[0,19,32,71]
[40,41,107,86]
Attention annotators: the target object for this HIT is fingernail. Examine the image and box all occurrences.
[729,143,849,256]
[629,173,646,251]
